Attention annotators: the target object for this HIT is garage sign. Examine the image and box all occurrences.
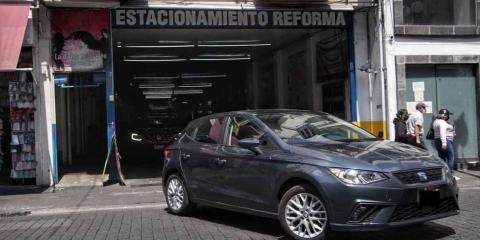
[112,9,349,28]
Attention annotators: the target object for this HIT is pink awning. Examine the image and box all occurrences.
[0,4,30,72]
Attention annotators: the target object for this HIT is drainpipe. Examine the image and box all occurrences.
[378,0,388,139]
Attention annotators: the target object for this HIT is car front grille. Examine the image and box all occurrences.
[389,197,458,222]
[393,168,443,184]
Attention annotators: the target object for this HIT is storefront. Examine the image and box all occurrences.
[111,8,360,165]
[32,0,379,186]
[0,2,36,185]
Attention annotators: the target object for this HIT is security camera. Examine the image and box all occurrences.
[358,62,371,72]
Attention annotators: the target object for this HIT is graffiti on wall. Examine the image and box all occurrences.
[51,9,109,72]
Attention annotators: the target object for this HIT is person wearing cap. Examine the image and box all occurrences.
[433,109,455,171]
[406,102,427,149]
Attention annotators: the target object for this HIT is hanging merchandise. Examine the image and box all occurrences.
[9,72,36,181]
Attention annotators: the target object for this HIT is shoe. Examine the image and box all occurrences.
[454,176,461,180]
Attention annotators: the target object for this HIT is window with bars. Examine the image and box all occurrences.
[403,0,476,25]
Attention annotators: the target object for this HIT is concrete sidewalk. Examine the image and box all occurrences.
[0,178,164,217]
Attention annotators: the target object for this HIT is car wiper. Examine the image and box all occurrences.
[337,138,380,142]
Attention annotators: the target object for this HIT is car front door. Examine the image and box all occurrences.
[180,117,226,201]
[215,115,278,212]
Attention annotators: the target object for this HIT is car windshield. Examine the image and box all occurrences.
[256,112,378,143]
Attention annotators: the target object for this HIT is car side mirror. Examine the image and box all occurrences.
[238,138,263,155]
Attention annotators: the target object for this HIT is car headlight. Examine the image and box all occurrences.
[442,165,453,182]
[329,168,388,185]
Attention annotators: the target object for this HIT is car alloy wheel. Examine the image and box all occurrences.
[167,177,184,210]
[165,174,194,215]
[279,185,328,240]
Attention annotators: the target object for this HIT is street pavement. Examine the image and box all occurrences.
[0,171,480,240]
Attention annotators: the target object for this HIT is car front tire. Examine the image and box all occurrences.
[279,185,328,240]
[165,174,194,215]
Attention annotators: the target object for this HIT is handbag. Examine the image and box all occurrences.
[426,127,434,140]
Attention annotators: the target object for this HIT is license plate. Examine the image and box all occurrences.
[418,189,440,206]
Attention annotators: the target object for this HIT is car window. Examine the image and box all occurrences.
[193,117,224,144]
[256,112,377,143]
[185,124,197,139]
[225,116,275,149]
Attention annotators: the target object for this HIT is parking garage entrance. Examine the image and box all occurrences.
[112,9,353,169]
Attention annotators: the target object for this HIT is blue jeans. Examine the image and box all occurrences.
[435,139,455,171]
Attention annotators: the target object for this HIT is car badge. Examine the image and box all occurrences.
[417,172,428,182]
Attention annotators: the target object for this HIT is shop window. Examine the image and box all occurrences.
[403,0,476,25]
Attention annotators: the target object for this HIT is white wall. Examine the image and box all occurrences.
[354,10,384,123]
[33,5,56,186]
[393,37,480,56]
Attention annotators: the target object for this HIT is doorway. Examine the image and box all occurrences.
[406,64,479,162]
[55,73,107,180]
[112,27,352,169]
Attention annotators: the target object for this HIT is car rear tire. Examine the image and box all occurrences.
[165,174,194,215]
[279,185,328,240]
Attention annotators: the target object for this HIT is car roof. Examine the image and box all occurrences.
[190,109,324,124]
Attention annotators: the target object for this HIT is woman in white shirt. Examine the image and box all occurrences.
[433,109,455,171]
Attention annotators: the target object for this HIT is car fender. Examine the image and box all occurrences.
[275,165,334,215]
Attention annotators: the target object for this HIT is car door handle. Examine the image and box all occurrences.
[181,154,191,160]
[214,158,227,166]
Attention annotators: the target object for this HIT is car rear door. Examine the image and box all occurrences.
[180,117,226,201]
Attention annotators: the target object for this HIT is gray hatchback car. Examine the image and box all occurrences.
[162,110,459,240]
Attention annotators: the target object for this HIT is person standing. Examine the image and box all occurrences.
[406,102,427,149]
[393,109,409,143]
[433,109,455,171]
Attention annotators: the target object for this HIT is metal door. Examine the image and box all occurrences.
[436,65,478,160]
[406,64,478,161]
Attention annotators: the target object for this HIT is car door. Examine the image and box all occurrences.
[215,115,278,212]
[180,116,226,201]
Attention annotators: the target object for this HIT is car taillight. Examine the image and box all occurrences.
[163,147,170,158]
[163,145,171,161]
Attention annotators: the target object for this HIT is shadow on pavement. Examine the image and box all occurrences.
[189,206,287,238]
[0,186,51,196]
[186,206,456,240]
[330,222,456,240]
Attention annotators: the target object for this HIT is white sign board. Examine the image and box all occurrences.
[414,91,424,101]
[412,82,425,92]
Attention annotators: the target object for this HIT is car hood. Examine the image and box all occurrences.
[289,140,443,172]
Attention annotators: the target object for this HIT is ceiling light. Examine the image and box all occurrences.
[139,84,175,89]
[129,54,179,59]
[198,54,249,58]
[124,58,187,62]
[173,89,204,95]
[145,95,172,99]
[197,41,271,47]
[181,74,227,78]
[124,44,195,48]
[198,43,271,47]
[134,76,179,80]
[190,57,251,61]
[178,83,213,88]
[143,90,173,95]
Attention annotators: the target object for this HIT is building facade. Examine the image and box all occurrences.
[382,0,480,166]
[2,0,387,186]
